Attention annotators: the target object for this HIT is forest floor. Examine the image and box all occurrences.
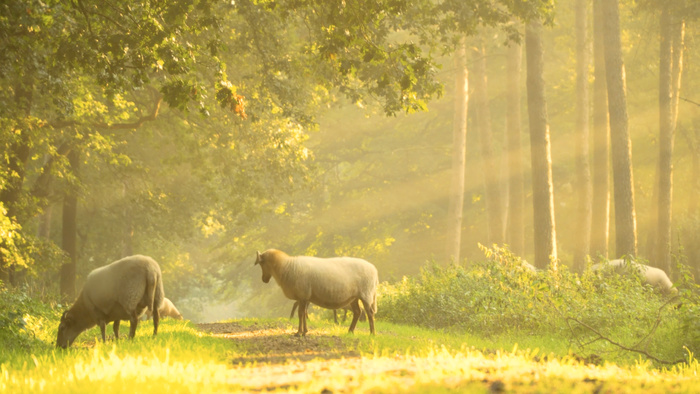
[193,320,698,393]
[2,317,698,393]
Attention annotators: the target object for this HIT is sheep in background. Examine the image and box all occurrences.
[255,249,378,336]
[591,259,677,295]
[56,255,164,348]
[520,260,538,273]
[143,297,183,320]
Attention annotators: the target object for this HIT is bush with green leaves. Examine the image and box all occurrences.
[0,283,60,359]
[379,245,696,363]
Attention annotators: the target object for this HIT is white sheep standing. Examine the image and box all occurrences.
[56,255,165,348]
[590,259,677,295]
[255,249,378,336]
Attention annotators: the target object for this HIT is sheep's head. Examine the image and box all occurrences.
[255,251,272,283]
[56,311,81,349]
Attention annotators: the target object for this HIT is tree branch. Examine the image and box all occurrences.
[46,96,163,131]
[680,96,700,107]
[566,313,686,365]
[95,97,162,130]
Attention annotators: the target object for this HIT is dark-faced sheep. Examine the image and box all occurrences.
[56,255,164,348]
[143,297,183,320]
[591,259,677,295]
[255,249,378,336]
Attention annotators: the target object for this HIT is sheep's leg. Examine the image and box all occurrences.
[113,320,120,341]
[152,308,160,336]
[302,303,309,334]
[128,314,139,339]
[290,302,298,319]
[360,298,375,335]
[295,300,308,336]
[99,321,107,342]
[347,299,361,334]
[333,309,339,324]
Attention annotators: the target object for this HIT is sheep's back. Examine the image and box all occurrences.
[83,255,162,319]
[593,260,673,291]
[284,256,378,308]
[643,266,673,289]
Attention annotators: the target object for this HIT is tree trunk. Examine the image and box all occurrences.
[37,206,53,239]
[590,0,610,261]
[670,19,684,129]
[472,40,504,246]
[446,39,468,263]
[656,7,674,273]
[506,40,525,257]
[602,0,637,258]
[683,125,700,217]
[656,11,685,274]
[525,20,558,270]
[122,182,134,257]
[60,149,80,302]
[573,0,592,272]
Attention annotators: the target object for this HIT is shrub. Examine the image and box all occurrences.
[379,245,693,363]
[0,283,60,358]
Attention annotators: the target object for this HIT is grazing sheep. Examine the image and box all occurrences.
[255,249,378,336]
[144,297,183,320]
[520,260,538,273]
[590,259,677,295]
[56,255,164,348]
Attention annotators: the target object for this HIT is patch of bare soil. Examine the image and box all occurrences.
[197,321,360,365]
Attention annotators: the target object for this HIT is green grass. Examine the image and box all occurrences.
[1,317,699,393]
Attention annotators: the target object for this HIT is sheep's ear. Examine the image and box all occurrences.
[255,251,261,265]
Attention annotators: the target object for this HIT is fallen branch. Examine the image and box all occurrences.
[565,315,686,365]
[548,294,687,365]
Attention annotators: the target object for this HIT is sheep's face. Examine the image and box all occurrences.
[255,251,272,283]
[56,311,81,349]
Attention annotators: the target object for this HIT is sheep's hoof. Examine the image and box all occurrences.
[294,332,305,337]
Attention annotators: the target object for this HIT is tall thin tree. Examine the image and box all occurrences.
[590,0,611,260]
[472,40,504,246]
[656,7,685,273]
[60,149,79,302]
[602,0,637,258]
[446,39,469,263]
[526,20,558,270]
[506,39,525,257]
[574,0,592,272]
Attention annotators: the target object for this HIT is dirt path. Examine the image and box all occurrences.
[192,321,691,393]
[197,321,360,365]
[196,321,446,392]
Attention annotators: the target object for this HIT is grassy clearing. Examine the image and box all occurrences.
[2,317,698,393]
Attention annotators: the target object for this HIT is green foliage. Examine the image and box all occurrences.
[0,284,59,358]
[380,245,696,364]
[672,257,700,355]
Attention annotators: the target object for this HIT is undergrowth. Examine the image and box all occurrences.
[379,245,700,365]
[0,283,61,359]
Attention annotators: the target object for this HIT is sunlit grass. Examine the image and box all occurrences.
[2,317,699,393]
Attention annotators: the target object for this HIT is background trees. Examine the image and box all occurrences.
[1,0,699,319]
